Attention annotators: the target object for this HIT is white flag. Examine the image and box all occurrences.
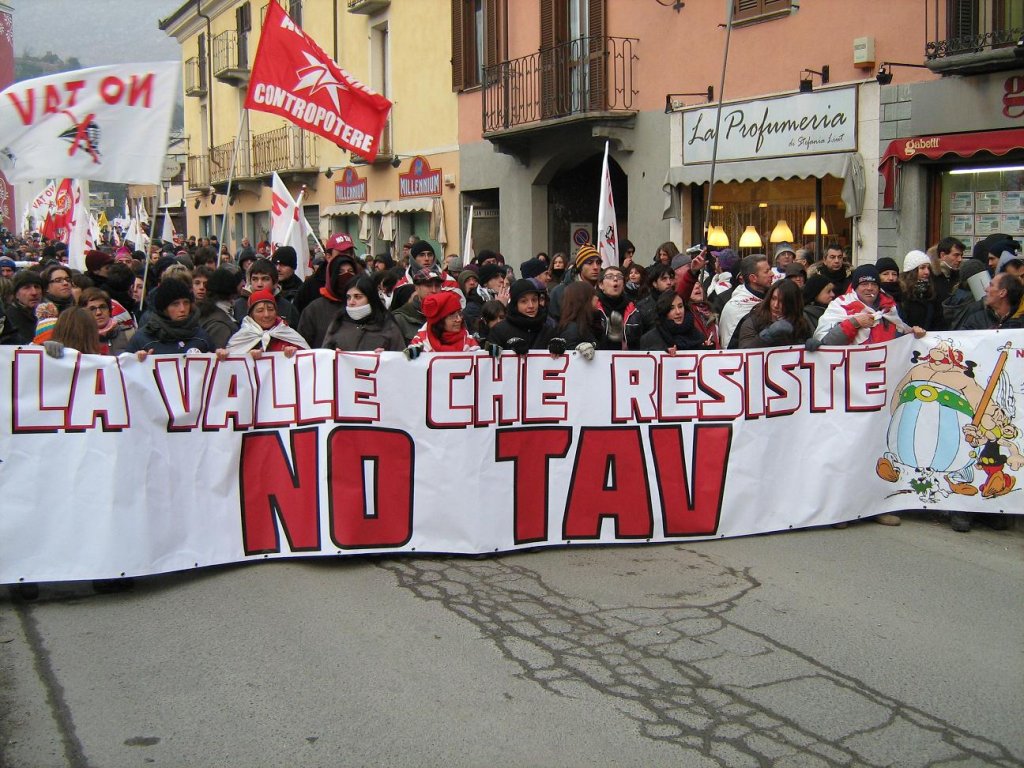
[161,208,174,244]
[596,141,619,268]
[269,172,309,280]
[66,181,94,271]
[0,62,179,184]
[462,204,475,267]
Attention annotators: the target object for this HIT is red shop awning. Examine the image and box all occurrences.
[878,128,1024,209]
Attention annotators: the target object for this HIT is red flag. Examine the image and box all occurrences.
[245,0,392,162]
[41,179,75,243]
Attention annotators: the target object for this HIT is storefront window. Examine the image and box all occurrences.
[937,165,1024,253]
[702,176,847,256]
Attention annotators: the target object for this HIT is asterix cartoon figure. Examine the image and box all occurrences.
[876,339,982,498]
[962,346,1022,498]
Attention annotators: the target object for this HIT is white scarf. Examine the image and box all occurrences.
[226,316,309,354]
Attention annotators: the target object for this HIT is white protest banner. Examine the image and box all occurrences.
[0,332,1021,584]
[0,62,178,184]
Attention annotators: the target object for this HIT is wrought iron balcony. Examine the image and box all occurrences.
[348,0,390,14]
[251,125,318,177]
[925,0,1024,74]
[212,29,249,84]
[209,138,252,185]
[184,57,207,97]
[482,36,638,135]
[187,154,209,190]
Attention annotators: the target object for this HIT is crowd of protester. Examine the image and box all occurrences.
[2,226,1022,537]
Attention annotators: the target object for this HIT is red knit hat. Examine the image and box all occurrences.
[421,291,462,324]
[247,288,276,313]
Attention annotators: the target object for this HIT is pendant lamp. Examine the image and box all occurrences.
[769,219,794,243]
[738,225,762,249]
[802,212,829,236]
[707,225,729,247]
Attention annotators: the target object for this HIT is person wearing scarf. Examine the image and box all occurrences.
[126,279,214,357]
[77,287,136,354]
[297,255,358,348]
[221,289,309,358]
[639,290,706,352]
[322,274,406,352]
[593,266,642,350]
[485,279,553,353]
[42,265,75,313]
[406,290,479,354]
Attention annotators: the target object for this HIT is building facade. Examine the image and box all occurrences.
[161,0,1024,270]
[159,0,460,259]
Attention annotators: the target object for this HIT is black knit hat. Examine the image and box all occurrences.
[509,278,540,306]
[154,278,194,313]
[478,263,503,285]
[850,264,880,287]
[410,240,435,259]
[803,273,833,304]
[271,245,297,270]
[520,258,547,280]
[875,257,900,275]
[206,266,242,300]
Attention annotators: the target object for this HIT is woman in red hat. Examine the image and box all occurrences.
[406,290,479,355]
[220,288,309,358]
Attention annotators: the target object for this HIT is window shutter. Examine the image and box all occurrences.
[451,0,465,91]
[288,0,302,26]
[733,0,791,22]
[762,0,791,13]
[588,0,606,111]
[540,0,556,117]
[485,0,498,68]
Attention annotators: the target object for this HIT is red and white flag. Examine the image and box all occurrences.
[40,178,76,243]
[270,172,311,280]
[66,181,95,271]
[596,141,619,268]
[0,62,178,184]
[245,0,392,162]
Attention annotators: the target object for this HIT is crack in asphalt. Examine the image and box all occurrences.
[380,549,1020,768]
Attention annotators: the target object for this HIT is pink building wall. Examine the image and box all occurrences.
[460,1,937,143]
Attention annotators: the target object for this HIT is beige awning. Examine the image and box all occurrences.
[662,152,864,220]
[321,202,364,217]
[361,200,391,215]
[387,197,436,214]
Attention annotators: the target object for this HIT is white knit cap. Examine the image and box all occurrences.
[902,250,931,274]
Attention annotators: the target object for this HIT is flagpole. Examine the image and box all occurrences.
[462,205,474,267]
[701,0,735,245]
[217,106,249,265]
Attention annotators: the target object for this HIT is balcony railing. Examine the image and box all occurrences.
[925,0,1023,73]
[212,29,249,83]
[350,117,393,165]
[348,0,390,13]
[251,125,318,176]
[188,154,209,190]
[184,57,207,97]
[482,36,638,133]
[209,138,252,185]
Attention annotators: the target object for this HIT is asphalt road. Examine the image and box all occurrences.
[1,514,1022,768]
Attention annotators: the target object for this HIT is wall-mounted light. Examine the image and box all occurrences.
[875,61,929,85]
[391,156,402,169]
[799,65,829,93]
[324,168,334,179]
[664,87,714,113]
[949,164,1024,175]
[209,193,217,205]
[654,0,685,11]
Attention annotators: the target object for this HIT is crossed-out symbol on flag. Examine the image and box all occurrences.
[59,110,101,164]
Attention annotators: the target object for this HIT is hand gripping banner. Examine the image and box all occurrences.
[0,332,1021,584]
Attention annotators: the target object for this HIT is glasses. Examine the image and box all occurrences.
[49,276,70,284]
[602,274,624,283]
[86,304,110,314]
